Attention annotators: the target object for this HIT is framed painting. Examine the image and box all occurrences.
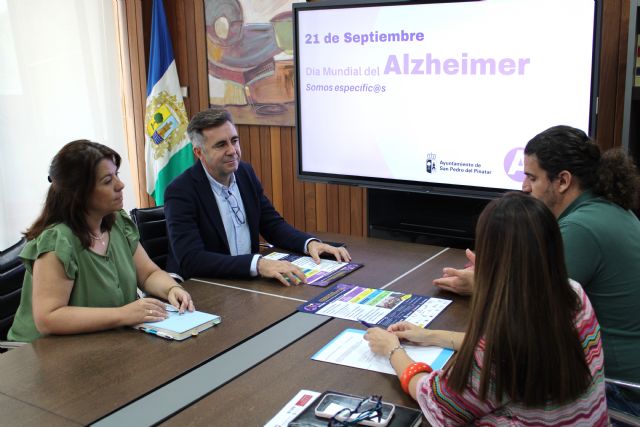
[204,0,299,126]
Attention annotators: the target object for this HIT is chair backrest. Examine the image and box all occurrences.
[606,377,640,426]
[130,207,169,270]
[0,238,27,340]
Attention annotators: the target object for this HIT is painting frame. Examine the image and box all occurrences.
[204,0,299,126]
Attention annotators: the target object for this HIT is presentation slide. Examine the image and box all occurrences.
[295,0,596,192]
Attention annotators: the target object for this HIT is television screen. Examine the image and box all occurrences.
[293,0,600,197]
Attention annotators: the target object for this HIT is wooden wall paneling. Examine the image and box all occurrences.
[193,0,209,113]
[280,127,295,224]
[292,138,306,230]
[350,187,364,237]
[238,125,251,165]
[249,126,262,179]
[613,1,631,147]
[597,0,624,150]
[259,126,273,198]
[361,189,368,237]
[304,183,317,231]
[326,184,340,233]
[338,186,351,235]
[114,1,142,207]
[183,0,201,117]
[125,0,153,208]
[270,127,283,212]
[315,183,328,232]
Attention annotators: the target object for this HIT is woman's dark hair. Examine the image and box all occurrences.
[24,140,121,248]
[446,192,592,406]
[525,125,640,210]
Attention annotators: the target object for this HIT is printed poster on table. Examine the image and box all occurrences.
[264,252,362,287]
[298,283,451,328]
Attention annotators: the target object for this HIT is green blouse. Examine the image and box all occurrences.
[8,210,140,342]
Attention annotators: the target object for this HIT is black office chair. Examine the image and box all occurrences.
[606,377,640,426]
[130,206,183,283]
[130,206,169,269]
[0,237,27,352]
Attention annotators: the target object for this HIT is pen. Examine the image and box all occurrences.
[165,303,182,315]
[359,319,382,328]
[141,327,174,340]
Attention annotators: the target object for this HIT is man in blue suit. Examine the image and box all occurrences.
[165,107,350,285]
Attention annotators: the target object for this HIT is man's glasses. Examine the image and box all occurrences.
[225,191,245,225]
[328,395,382,427]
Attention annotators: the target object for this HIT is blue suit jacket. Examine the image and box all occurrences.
[164,161,313,280]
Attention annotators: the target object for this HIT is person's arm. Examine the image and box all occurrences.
[365,324,493,426]
[133,244,194,313]
[363,327,426,400]
[389,321,465,350]
[433,248,475,295]
[31,252,168,336]
[559,221,600,288]
[365,323,465,399]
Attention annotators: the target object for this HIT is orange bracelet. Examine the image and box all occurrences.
[400,362,432,394]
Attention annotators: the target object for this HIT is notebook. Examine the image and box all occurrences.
[133,309,221,341]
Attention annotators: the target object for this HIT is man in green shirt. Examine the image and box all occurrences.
[435,125,640,415]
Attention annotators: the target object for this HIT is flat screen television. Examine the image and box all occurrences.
[293,0,601,198]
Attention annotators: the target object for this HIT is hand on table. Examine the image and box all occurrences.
[122,297,168,325]
[386,321,433,345]
[258,257,307,286]
[363,326,401,357]
[167,286,195,314]
[433,248,475,296]
[307,240,351,263]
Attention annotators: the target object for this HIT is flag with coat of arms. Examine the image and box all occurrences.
[145,0,193,205]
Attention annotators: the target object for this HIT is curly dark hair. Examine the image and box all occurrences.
[594,149,640,210]
[525,125,640,210]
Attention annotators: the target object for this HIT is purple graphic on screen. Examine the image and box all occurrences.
[504,147,525,182]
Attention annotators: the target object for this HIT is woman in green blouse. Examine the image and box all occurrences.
[8,140,195,342]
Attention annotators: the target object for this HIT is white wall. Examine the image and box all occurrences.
[0,0,136,248]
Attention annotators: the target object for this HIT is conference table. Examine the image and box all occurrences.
[0,233,470,426]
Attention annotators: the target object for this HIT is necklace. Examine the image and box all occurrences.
[90,231,106,246]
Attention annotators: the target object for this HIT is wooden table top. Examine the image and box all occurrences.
[0,281,300,425]
[194,232,450,301]
[0,234,470,426]
[160,246,470,426]
[0,394,82,427]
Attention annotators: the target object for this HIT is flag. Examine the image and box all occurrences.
[144,0,193,205]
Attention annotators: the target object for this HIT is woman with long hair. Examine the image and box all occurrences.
[365,192,608,425]
[8,140,194,342]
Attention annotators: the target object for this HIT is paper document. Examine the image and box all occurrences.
[264,389,321,427]
[265,252,362,287]
[299,284,452,328]
[312,328,455,375]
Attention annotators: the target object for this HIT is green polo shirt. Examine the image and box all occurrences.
[8,210,139,342]
[559,191,640,383]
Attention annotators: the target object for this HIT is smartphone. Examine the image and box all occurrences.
[314,393,395,427]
